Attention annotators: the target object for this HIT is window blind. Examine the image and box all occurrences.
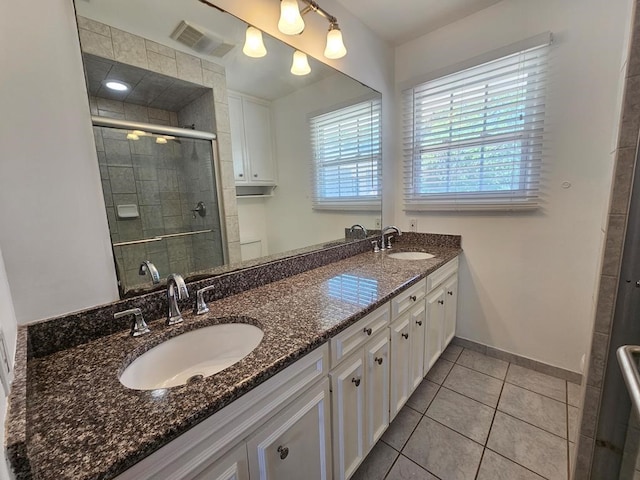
[310,98,382,210]
[402,43,549,211]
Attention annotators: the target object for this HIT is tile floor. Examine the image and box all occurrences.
[352,345,581,480]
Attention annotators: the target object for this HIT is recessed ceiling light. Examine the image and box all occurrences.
[104,80,129,92]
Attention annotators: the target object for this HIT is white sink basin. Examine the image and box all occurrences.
[120,323,264,390]
[387,251,435,261]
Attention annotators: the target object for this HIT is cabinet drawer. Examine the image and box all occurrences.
[330,303,390,368]
[391,280,426,319]
[427,257,459,292]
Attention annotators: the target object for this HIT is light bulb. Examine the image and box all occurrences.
[291,50,311,76]
[278,0,304,35]
[105,80,129,92]
[242,26,267,58]
[126,133,139,140]
[324,24,347,59]
[155,137,167,144]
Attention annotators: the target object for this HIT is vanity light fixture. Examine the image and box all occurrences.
[291,50,311,75]
[104,80,130,92]
[156,137,168,144]
[132,130,147,136]
[278,0,305,35]
[243,26,267,58]
[126,133,139,140]
[324,22,347,59]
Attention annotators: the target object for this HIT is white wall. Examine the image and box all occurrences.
[0,248,18,480]
[394,0,633,372]
[0,0,120,324]
[265,73,380,253]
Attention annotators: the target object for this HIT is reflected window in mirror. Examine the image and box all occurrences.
[310,97,382,211]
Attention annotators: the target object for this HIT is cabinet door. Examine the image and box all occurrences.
[243,100,276,183]
[425,288,445,373]
[409,301,426,391]
[390,314,412,420]
[248,378,331,480]
[365,332,389,450]
[443,274,458,348]
[330,352,366,480]
[191,444,249,480]
[228,94,247,183]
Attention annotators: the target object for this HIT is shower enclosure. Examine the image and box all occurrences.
[93,117,226,294]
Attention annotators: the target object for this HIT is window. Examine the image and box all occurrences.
[310,98,382,210]
[403,42,549,211]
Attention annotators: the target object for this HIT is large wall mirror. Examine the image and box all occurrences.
[74,0,382,296]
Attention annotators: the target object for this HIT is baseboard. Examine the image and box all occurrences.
[452,336,583,385]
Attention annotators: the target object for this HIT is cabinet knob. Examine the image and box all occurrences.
[416,320,423,326]
[352,377,361,387]
[277,446,289,460]
[238,173,244,177]
[253,173,258,177]
[363,327,372,336]
[375,357,383,365]
[402,333,409,339]
[447,291,454,296]
[410,295,417,301]
[438,300,444,305]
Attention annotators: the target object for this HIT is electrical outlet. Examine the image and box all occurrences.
[410,218,417,232]
[375,218,381,229]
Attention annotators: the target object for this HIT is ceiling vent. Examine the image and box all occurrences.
[170,20,235,57]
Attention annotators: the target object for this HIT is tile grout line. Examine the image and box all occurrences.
[474,362,509,480]
[566,380,571,480]
[484,446,555,480]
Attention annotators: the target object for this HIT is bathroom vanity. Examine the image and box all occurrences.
[6,234,461,480]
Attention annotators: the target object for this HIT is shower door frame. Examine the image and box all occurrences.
[91,116,229,282]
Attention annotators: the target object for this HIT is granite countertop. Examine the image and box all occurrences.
[8,240,461,480]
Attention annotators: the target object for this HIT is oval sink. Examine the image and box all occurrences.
[387,251,435,261]
[120,323,264,390]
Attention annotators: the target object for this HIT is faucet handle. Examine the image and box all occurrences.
[371,240,380,253]
[387,236,394,249]
[195,285,216,315]
[114,308,150,337]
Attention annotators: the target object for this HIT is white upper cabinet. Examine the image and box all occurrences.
[228,92,276,187]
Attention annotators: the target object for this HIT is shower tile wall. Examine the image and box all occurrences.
[93,97,224,290]
[78,16,242,266]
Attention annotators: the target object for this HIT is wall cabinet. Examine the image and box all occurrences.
[228,92,276,187]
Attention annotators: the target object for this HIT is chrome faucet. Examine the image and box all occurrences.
[380,226,402,250]
[349,224,368,238]
[139,260,160,284]
[166,274,189,325]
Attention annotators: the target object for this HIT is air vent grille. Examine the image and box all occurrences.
[170,20,235,57]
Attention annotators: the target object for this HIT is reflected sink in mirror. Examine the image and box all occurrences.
[387,252,435,260]
[120,322,264,390]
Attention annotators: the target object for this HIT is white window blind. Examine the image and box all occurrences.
[310,98,382,210]
[403,42,549,211]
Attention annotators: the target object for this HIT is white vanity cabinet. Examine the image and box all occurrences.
[228,92,276,186]
[247,378,331,480]
[390,280,426,419]
[424,258,459,372]
[191,444,249,480]
[329,304,391,480]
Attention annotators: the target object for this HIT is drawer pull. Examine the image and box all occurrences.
[416,320,423,326]
[402,333,409,339]
[352,377,361,387]
[438,300,444,305]
[375,357,384,365]
[277,446,289,460]
[410,295,417,301]
[448,291,454,296]
[363,327,372,336]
